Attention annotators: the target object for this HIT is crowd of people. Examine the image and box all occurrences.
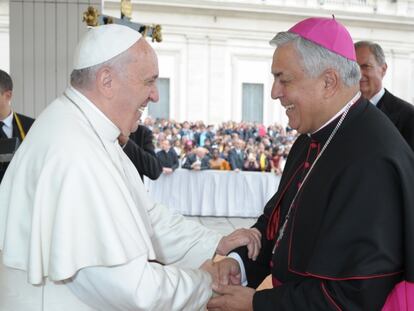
[144,117,298,174]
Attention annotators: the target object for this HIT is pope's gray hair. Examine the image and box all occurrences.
[270,32,361,87]
[70,49,134,89]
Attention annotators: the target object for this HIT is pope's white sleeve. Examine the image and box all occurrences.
[148,203,222,268]
[65,255,212,311]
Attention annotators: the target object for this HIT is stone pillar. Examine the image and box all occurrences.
[10,0,101,117]
[0,2,9,73]
[184,35,209,121]
[207,37,227,124]
[387,49,413,103]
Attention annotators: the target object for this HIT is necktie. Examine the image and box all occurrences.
[0,121,8,139]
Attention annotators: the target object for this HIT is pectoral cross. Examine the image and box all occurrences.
[82,0,162,43]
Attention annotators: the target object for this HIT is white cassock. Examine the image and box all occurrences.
[0,87,222,311]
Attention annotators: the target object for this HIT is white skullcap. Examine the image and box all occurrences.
[73,24,142,70]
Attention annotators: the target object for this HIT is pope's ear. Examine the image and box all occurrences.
[96,67,114,98]
[322,69,338,98]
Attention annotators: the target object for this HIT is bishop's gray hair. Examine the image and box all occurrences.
[70,49,134,89]
[270,32,361,87]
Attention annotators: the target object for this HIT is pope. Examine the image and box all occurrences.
[0,24,261,310]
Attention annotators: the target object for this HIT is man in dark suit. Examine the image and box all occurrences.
[182,147,210,170]
[156,139,179,175]
[355,41,414,150]
[228,139,245,171]
[120,124,162,181]
[0,69,35,183]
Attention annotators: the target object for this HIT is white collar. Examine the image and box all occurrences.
[67,86,120,143]
[311,92,361,135]
[1,110,13,128]
[369,88,385,106]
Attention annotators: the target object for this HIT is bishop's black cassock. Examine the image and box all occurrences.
[235,98,414,310]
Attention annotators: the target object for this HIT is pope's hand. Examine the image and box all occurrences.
[200,259,218,283]
[214,257,241,286]
[216,228,261,260]
[200,258,241,286]
[207,284,255,311]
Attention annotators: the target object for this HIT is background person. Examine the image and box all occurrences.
[243,150,260,172]
[209,148,231,170]
[0,69,34,183]
[228,139,245,171]
[355,40,414,150]
[182,146,211,171]
[120,124,163,181]
[156,139,179,174]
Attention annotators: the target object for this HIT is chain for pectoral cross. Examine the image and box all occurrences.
[272,93,359,254]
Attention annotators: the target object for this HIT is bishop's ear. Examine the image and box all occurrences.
[322,69,339,98]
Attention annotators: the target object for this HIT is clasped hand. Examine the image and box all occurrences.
[199,226,261,311]
[200,257,241,286]
[215,228,261,261]
[200,258,255,311]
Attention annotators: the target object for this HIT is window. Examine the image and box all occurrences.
[148,78,170,119]
[242,83,263,123]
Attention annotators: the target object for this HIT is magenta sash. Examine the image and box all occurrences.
[382,281,414,311]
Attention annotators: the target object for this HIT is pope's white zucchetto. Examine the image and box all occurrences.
[73,24,142,70]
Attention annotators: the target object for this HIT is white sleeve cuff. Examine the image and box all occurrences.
[227,252,248,286]
[65,255,212,310]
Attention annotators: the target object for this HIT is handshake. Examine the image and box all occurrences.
[200,228,261,311]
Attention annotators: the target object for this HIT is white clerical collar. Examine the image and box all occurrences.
[311,92,361,135]
[1,110,13,127]
[369,88,385,106]
[66,86,120,143]
[1,110,14,138]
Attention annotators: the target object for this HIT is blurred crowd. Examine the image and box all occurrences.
[145,117,298,175]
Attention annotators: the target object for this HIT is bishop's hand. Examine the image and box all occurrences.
[215,228,261,261]
[208,283,255,311]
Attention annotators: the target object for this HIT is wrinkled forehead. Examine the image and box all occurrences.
[355,46,377,62]
[271,43,303,75]
[136,39,157,61]
[132,40,159,76]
